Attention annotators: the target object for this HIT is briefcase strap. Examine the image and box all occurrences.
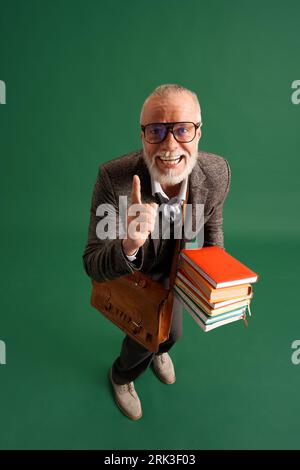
[168,183,189,289]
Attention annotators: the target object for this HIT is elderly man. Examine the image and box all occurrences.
[83,84,231,420]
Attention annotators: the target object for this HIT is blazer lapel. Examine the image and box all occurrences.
[187,154,208,233]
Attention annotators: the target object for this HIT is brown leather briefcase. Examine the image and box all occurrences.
[91,270,175,353]
[90,188,188,353]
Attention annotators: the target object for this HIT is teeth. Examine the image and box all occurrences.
[159,156,182,164]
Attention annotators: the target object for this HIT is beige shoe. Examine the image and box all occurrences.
[108,368,142,420]
[152,352,176,384]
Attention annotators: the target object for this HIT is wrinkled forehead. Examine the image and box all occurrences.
[141,93,200,124]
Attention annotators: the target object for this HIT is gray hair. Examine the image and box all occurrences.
[140,83,202,125]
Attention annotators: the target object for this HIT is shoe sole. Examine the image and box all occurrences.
[108,370,143,421]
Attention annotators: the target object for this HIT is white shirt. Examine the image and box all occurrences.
[126,175,188,261]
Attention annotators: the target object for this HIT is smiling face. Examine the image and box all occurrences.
[141,91,202,186]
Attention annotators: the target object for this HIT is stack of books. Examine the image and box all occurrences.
[174,246,259,332]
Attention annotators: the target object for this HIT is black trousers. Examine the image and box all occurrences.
[111,293,183,385]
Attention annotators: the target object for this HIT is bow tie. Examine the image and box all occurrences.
[151,192,184,256]
[154,192,181,205]
[154,192,183,224]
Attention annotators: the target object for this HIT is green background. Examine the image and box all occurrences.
[0,0,299,450]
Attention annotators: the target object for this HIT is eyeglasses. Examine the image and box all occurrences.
[141,121,201,144]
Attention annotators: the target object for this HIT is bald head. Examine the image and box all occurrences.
[140,84,202,125]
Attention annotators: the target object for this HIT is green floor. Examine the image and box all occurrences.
[1,230,299,449]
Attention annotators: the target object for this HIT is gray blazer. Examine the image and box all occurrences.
[83,149,231,283]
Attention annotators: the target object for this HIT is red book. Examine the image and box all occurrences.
[180,246,259,288]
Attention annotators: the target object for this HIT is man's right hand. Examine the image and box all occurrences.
[122,175,158,256]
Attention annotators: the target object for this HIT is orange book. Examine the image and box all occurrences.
[175,276,252,316]
[176,269,253,307]
[178,262,252,302]
[180,246,259,288]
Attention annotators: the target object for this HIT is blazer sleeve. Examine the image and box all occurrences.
[203,158,231,249]
[82,165,144,282]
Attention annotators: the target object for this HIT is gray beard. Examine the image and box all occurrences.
[142,145,199,186]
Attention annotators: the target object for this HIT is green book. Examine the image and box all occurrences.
[174,284,248,327]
